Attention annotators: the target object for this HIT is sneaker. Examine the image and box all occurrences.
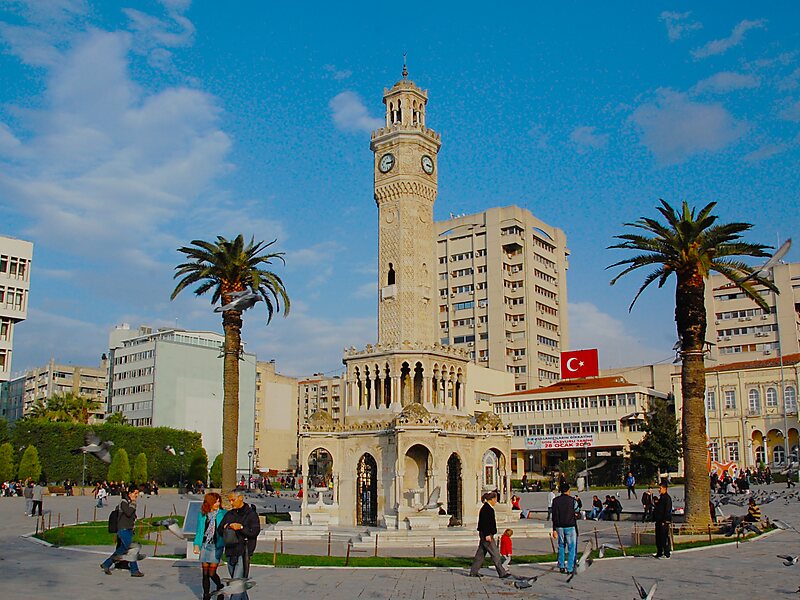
[559,567,566,574]
[101,565,113,575]
[130,572,144,577]
[664,555,671,560]
[653,554,663,559]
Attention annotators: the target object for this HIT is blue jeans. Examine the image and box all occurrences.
[587,507,600,520]
[226,555,249,600]
[556,526,577,571]
[101,528,140,574]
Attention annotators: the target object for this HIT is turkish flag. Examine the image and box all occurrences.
[560,349,599,379]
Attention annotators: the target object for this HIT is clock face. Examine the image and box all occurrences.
[421,155,434,175]
[379,153,395,173]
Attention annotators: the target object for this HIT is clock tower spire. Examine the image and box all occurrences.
[370,73,441,347]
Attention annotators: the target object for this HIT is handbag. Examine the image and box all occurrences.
[222,526,240,546]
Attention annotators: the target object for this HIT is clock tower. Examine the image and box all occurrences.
[370,66,441,347]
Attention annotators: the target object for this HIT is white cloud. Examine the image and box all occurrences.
[288,241,344,266]
[329,91,383,132]
[353,281,376,299]
[629,89,746,165]
[659,11,702,42]
[0,122,21,154]
[781,100,800,122]
[568,302,666,369]
[692,19,767,59]
[569,126,608,152]
[743,141,792,162]
[692,71,759,94]
[324,64,352,81]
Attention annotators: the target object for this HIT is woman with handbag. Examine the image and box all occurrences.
[193,492,227,600]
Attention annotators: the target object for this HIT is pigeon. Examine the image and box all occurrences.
[70,431,114,464]
[164,445,176,456]
[633,576,658,600]
[576,459,608,479]
[153,518,184,539]
[214,290,263,313]
[598,543,621,558]
[773,519,800,534]
[514,579,533,589]
[210,578,257,597]
[740,238,792,282]
[566,541,593,583]
[115,543,146,563]
[779,555,800,566]
[417,486,442,512]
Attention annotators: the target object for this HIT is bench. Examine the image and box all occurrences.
[47,486,67,496]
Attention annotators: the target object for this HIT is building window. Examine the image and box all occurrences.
[581,421,599,434]
[482,450,498,488]
[773,445,785,465]
[706,390,716,411]
[512,425,527,437]
[724,390,736,410]
[709,440,719,463]
[600,420,617,433]
[766,387,778,408]
[726,441,739,462]
[755,446,765,465]
[786,386,798,413]
[748,389,760,414]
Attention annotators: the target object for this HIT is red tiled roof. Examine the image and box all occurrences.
[706,353,800,373]
[496,376,635,397]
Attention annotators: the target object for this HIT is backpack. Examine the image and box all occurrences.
[108,506,120,533]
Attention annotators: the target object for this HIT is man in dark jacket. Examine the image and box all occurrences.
[652,480,673,559]
[469,492,511,578]
[641,488,654,521]
[221,492,261,580]
[100,488,143,576]
[551,482,577,574]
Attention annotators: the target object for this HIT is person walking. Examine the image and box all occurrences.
[31,481,44,517]
[469,491,511,578]
[641,488,654,522]
[552,482,578,574]
[625,472,637,499]
[546,489,556,520]
[652,480,673,560]
[23,479,33,516]
[101,488,144,576]
[220,492,260,582]
[499,528,513,569]
[193,492,227,600]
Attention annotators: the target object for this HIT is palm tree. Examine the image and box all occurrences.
[26,393,101,424]
[171,235,289,492]
[608,200,777,527]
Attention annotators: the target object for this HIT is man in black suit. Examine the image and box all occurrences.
[652,480,673,559]
[469,491,512,578]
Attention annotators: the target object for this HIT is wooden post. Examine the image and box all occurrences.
[153,530,161,557]
[345,542,352,566]
[432,537,436,558]
[327,531,332,557]
[93,506,97,522]
[374,534,379,557]
[707,524,712,542]
[57,513,61,528]
[35,516,39,536]
[613,523,626,556]
[670,523,676,552]
[76,508,79,525]
[172,503,177,517]
[273,538,278,565]
[58,524,64,547]
[594,528,599,552]
[280,530,284,553]
[48,513,52,530]
[549,534,556,554]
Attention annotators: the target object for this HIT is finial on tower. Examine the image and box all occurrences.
[402,52,408,79]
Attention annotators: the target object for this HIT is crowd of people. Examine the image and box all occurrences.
[710,467,775,494]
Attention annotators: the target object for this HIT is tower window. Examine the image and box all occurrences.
[387,263,396,285]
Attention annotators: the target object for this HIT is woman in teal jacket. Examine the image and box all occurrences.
[193,492,227,600]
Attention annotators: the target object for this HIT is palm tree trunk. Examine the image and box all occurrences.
[221,309,243,493]
[676,270,711,528]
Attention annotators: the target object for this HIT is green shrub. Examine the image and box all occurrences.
[18,445,42,481]
[0,442,15,481]
[210,454,223,488]
[107,448,131,483]
[132,453,148,485]
[188,447,209,486]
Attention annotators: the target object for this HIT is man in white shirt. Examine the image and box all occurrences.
[547,489,556,520]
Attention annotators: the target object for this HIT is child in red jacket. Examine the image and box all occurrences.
[499,528,513,569]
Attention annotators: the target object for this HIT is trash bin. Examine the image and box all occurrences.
[577,476,586,492]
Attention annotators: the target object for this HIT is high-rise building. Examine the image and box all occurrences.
[298,374,344,425]
[254,360,298,472]
[20,358,107,419]
[436,207,569,391]
[706,261,800,365]
[0,235,33,382]
[107,324,256,471]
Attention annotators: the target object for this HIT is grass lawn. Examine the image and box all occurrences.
[35,515,184,547]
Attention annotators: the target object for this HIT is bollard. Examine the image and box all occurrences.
[57,513,61,528]
[345,542,352,566]
[432,537,436,558]
[670,524,676,552]
[93,506,97,522]
[48,513,52,531]
[273,538,278,566]
[280,530,284,553]
[613,523,626,556]
[35,517,39,536]
[374,533,379,557]
[594,528,599,552]
[327,531,332,557]
[707,524,712,542]
[76,508,80,525]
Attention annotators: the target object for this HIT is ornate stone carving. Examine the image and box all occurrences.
[475,411,506,431]
[307,410,336,431]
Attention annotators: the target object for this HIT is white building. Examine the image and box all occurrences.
[0,235,33,382]
[107,324,256,471]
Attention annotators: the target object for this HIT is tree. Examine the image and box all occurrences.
[25,392,101,424]
[108,448,131,483]
[188,447,209,486]
[0,442,15,481]
[210,454,223,488]
[0,417,9,444]
[18,445,42,482]
[609,200,776,527]
[105,412,128,425]
[171,235,290,491]
[629,398,681,483]
[132,453,148,485]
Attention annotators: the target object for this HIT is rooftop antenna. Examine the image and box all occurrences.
[402,52,408,79]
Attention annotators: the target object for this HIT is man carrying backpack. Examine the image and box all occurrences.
[100,488,144,577]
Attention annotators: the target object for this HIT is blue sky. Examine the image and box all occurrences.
[1,1,798,378]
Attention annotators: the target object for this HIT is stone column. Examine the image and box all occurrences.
[423,375,433,408]
[391,375,401,409]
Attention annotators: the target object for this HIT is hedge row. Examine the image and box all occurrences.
[10,421,203,485]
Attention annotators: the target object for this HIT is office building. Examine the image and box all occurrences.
[254,360,298,471]
[0,235,33,382]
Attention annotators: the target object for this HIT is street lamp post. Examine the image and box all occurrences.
[178,450,185,492]
[247,450,254,491]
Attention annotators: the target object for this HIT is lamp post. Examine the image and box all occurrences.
[247,450,253,491]
[178,450,185,492]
